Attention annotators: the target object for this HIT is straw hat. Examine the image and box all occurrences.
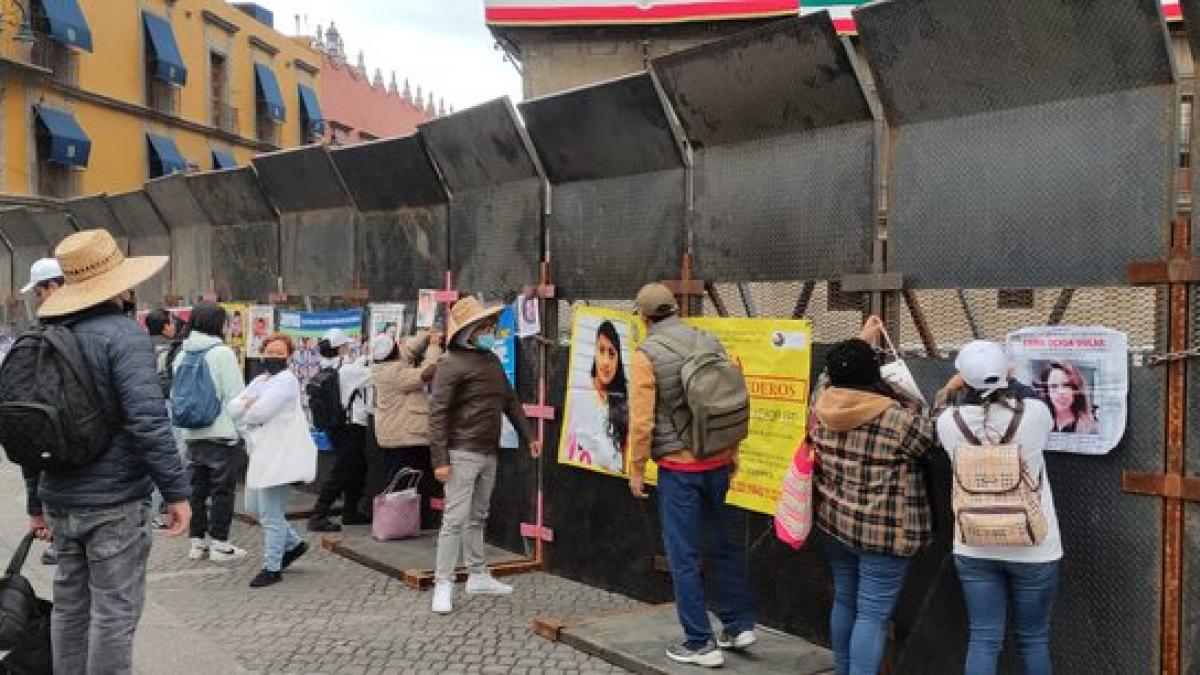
[38,229,168,319]
[448,296,503,342]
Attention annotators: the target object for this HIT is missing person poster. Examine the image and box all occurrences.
[220,303,249,369]
[494,304,520,449]
[516,294,541,338]
[1006,326,1129,455]
[247,305,275,359]
[278,310,364,388]
[559,306,642,476]
[369,303,406,342]
[416,290,439,329]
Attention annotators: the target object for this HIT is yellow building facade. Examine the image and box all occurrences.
[0,0,323,199]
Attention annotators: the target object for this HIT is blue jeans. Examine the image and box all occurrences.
[658,466,755,648]
[821,536,913,675]
[245,485,304,572]
[46,499,153,675]
[955,555,1060,675]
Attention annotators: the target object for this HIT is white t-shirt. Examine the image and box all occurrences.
[936,397,1063,564]
[321,356,373,427]
[568,390,624,473]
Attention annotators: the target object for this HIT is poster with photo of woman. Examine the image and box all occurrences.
[1007,326,1129,455]
[559,306,641,476]
[247,305,275,359]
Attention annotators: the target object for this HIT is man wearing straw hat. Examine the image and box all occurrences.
[428,296,541,614]
[30,229,192,675]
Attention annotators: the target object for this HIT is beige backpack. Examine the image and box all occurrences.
[950,400,1048,547]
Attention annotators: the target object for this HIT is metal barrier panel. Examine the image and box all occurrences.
[27,210,74,251]
[331,135,447,213]
[422,98,543,296]
[858,0,1174,289]
[145,174,213,302]
[186,167,280,302]
[106,190,171,307]
[252,146,353,214]
[653,15,875,282]
[279,209,357,297]
[63,196,129,252]
[356,207,448,302]
[521,73,685,299]
[0,209,47,305]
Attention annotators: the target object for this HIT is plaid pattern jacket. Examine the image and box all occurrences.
[813,399,937,558]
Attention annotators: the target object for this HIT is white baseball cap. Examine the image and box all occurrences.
[21,258,64,294]
[323,327,351,349]
[955,340,1008,394]
[371,333,396,361]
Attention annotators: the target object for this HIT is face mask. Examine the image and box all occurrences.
[263,358,289,375]
[474,333,497,352]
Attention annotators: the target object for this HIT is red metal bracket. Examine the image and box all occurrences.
[1122,471,1200,502]
[267,293,288,304]
[522,284,557,299]
[523,403,556,421]
[202,292,219,303]
[520,523,554,543]
[342,288,370,302]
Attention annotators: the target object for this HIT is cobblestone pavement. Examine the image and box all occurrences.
[0,469,639,674]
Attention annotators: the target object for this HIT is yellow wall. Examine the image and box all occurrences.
[1,0,321,197]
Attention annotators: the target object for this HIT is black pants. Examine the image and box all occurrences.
[314,424,368,519]
[187,440,239,541]
[370,442,441,531]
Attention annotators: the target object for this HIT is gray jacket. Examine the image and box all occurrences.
[25,304,191,514]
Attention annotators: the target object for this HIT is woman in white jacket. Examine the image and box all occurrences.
[229,334,317,588]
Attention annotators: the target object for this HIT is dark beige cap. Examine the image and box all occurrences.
[635,283,677,318]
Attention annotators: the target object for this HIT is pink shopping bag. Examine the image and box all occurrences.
[371,468,421,541]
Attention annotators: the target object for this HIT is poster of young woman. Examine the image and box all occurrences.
[1006,326,1128,455]
[368,303,406,342]
[247,305,275,359]
[220,303,249,369]
[641,318,813,515]
[558,306,643,476]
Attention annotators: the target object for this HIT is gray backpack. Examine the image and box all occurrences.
[655,331,751,458]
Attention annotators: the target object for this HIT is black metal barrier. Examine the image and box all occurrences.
[106,190,171,307]
[521,73,685,299]
[858,0,1175,289]
[422,98,543,297]
[254,146,357,296]
[185,167,280,302]
[145,174,213,303]
[653,14,876,282]
[64,196,128,252]
[0,208,47,310]
[333,135,449,302]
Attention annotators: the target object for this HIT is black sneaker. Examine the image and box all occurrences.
[341,512,371,526]
[249,569,282,588]
[307,516,341,533]
[665,640,724,668]
[281,542,309,570]
[40,549,57,566]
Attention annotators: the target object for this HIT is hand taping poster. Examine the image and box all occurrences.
[557,309,813,515]
[1006,326,1129,455]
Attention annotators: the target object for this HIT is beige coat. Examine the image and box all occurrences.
[372,335,443,449]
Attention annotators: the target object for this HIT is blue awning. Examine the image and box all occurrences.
[34,105,90,168]
[147,133,187,177]
[254,63,286,123]
[142,12,186,86]
[297,84,325,135]
[211,149,237,170]
[36,0,93,51]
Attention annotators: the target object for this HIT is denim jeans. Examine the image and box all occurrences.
[46,499,153,675]
[954,555,1060,675]
[245,486,304,572]
[821,535,913,675]
[435,450,497,582]
[657,465,755,649]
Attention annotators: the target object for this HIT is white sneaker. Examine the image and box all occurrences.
[716,629,758,650]
[465,571,513,596]
[431,581,454,614]
[188,539,209,561]
[208,542,248,562]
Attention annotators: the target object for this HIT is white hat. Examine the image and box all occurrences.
[371,333,396,362]
[323,327,351,349]
[21,257,64,294]
[955,341,1008,395]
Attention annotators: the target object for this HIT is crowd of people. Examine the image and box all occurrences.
[4,232,1062,675]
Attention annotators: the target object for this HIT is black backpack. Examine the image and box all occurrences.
[0,532,53,674]
[0,324,112,471]
[306,366,347,432]
[155,341,182,400]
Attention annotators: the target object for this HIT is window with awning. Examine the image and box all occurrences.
[142,11,187,86]
[33,0,93,51]
[254,63,286,123]
[34,105,91,167]
[147,133,187,177]
[211,149,238,170]
[298,83,325,135]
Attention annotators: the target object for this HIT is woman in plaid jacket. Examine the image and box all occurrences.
[811,317,937,675]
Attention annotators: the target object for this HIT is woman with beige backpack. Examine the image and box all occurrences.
[935,340,1062,675]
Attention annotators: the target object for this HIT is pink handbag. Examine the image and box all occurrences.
[371,468,422,541]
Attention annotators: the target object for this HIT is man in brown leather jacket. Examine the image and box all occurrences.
[428,297,541,614]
